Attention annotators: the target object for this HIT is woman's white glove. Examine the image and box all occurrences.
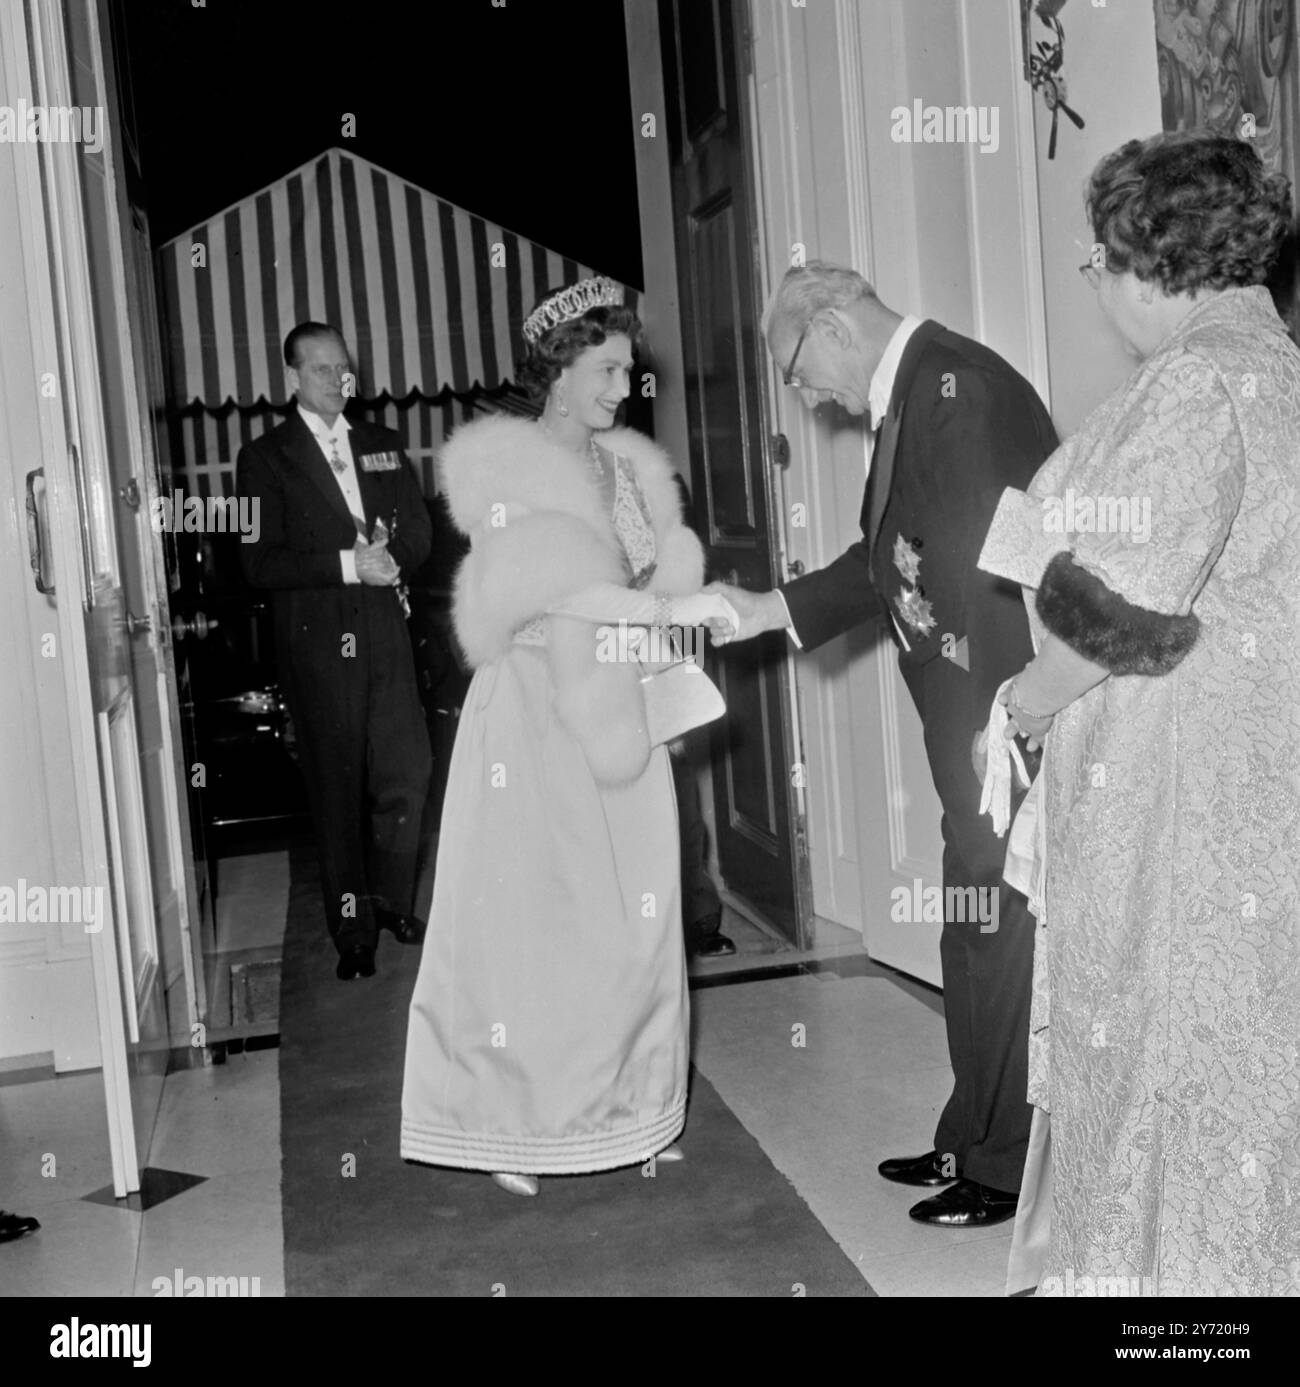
[670,592,740,638]
[548,585,737,634]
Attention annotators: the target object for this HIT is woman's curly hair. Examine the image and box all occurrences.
[515,287,641,405]
[1087,131,1293,295]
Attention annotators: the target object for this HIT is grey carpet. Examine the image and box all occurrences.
[279,836,874,1296]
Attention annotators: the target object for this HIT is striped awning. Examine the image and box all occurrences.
[155,148,635,410]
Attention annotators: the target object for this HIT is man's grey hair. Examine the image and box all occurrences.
[764,260,877,337]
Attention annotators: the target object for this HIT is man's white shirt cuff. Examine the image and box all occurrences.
[775,590,803,649]
[340,549,359,584]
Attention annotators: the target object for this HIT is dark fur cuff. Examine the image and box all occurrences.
[1036,551,1200,676]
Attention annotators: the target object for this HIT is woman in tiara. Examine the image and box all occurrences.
[401,278,737,1195]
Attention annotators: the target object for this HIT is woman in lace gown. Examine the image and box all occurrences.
[401,279,735,1195]
[979,133,1300,1294]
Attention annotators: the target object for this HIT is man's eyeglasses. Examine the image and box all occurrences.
[782,322,810,387]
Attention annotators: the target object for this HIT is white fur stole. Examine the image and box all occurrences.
[438,415,705,783]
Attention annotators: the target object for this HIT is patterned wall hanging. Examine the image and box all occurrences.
[1153,0,1298,337]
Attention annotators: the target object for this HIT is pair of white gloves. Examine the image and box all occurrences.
[549,583,740,642]
[977,676,1034,838]
[977,675,1046,914]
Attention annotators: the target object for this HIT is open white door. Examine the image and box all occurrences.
[744,0,1051,986]
[3,0,187,1195]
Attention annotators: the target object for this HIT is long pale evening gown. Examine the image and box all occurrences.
[401,443,688,1174]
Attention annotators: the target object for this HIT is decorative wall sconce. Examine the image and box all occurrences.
[1023,0,1087,158]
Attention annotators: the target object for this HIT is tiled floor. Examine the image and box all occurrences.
[0,1049,282,1297]
[0,851,1012,1297]
[691,973,1016,1296]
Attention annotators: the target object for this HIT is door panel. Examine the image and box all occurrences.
[691,198,756,533]
[72,0,202,1049]
[102,695,161,1036]
[853,645,945,987]
[659,0,810,945]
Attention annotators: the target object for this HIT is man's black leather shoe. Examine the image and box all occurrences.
[908,1178,1018,1226]
[0,1210,40,1242]
[336,945,376,980]
[877,1150,960,1186]
[692,928,737,958]
[689,911,737,958]
[694,933,737,957]
[376,909,425,945]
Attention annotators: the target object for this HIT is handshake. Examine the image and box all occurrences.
[690,582,791,646]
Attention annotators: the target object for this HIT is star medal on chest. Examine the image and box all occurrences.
[891,533,933,636]
[892,533,922,585]
[895,585,936,637]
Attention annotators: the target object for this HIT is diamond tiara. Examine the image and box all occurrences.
[521,276,625,345]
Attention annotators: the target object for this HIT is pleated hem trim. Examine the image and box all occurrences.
[400,1102,686,1175]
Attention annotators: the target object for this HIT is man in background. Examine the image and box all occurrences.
[238,323,432,981]
[670,740,735,958]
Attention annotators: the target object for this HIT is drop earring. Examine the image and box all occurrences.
[557,395,569,417]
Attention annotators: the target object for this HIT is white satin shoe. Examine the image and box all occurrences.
[491,1172,540,1196]
[656,1144,685,1163]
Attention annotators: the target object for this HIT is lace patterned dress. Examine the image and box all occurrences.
[980,287,1300,1294]
[401,445,688,1174]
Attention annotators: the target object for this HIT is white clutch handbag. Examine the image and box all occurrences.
[638,655,726,747]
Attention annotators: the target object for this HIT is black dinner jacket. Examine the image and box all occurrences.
[236,409,431,649]
[779,320,1057,701]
